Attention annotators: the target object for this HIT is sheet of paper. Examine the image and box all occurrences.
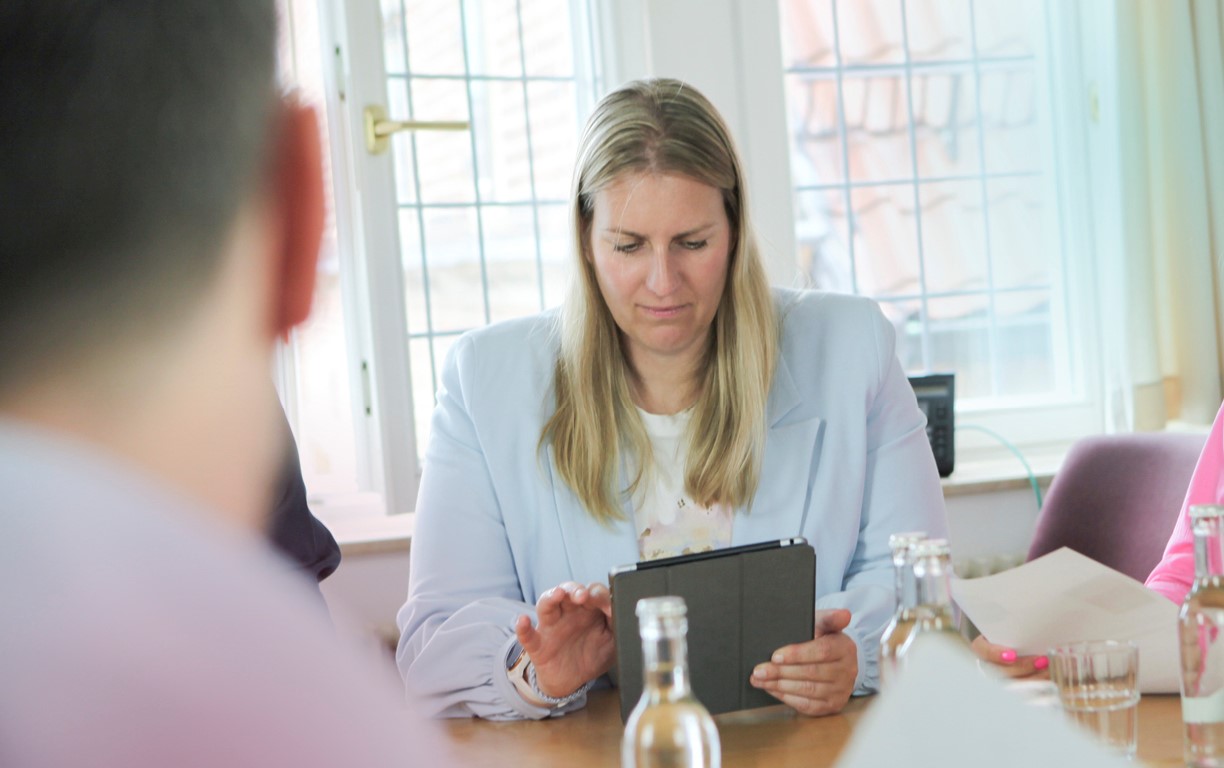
[835,634,1131,768]
[950,547,1181,693]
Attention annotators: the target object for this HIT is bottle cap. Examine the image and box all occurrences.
[889,531,926,553]
[1190,505,1224,520]
[910,538,951,558]
[636,595,687,619]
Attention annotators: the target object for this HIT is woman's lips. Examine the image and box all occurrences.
[640,304,687,319]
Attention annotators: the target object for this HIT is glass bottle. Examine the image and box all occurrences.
[879,531,926,687]
[622,596,721,768]
[1180,504,1224,767]
[896,538,965,664]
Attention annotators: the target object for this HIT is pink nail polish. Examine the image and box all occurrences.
[1034,656,1049,671]
[1000,650,1017,663]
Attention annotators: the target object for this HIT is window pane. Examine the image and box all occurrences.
[383,0,407,75]
[851,183,920,298]
[780,0,835,69]
[410,79,475,204]
[972,0,1037,58]
[926,294,992,397]
[379,0,598,471]
[484,205,543,323]
[521,0,575,76]
[786,74,844,186]
[842,75,913,182]
[795,189,854,293]
[421,206,486,332]
[878,299,925,372]
[779,0,1075,413]
[399,208,428,333]
[987,175,1052,290]
[979,66,1041,174]
[527,80,581,201]
[387,79,418,205]
[995,290,1054,398]
[918,180,987,295]
[537,203,571,308]
[905,0,972,61]
[462,0,524,78]
[405,0,466,75]
[837,0,904,65]
[471,79,533,202]
[911,71,980,178]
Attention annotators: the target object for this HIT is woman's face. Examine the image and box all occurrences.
[587,172,732,374]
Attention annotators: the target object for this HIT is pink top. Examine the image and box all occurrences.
[1145,402,1224,603]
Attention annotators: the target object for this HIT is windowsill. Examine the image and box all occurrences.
[328,513,414,556]
[939,441,1067,497]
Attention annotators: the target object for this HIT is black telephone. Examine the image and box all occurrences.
[908,373,955,477]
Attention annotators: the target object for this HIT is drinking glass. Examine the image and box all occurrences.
[1048,640,1140,759]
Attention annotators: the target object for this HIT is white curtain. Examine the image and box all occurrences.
[1096,0,1224,431]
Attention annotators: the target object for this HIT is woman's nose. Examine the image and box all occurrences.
[645,248,678,296]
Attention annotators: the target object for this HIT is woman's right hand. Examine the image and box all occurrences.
[971,635,1049,679]
[514,581,615,698]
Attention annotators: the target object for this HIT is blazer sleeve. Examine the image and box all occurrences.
[821,302,949,694]
[395,334,586,721]
[1146,401,1224,604]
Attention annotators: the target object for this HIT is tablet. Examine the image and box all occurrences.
[609,537,816,720]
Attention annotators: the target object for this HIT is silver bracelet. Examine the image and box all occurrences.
[525,660,594,708]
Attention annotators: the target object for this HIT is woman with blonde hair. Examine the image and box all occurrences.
[397,78,947,720]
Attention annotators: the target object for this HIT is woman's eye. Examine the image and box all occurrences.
[681,239,708,251]
[613,241,641,254]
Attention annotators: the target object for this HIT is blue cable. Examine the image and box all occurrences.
[954,424,1043,511]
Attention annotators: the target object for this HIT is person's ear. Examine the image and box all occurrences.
[268,99,324,339]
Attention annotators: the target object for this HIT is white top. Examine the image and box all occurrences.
[632,408,734,560]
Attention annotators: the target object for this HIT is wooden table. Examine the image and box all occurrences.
[441,690,1187,767]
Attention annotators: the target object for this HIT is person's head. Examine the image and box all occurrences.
[0,1,324,527]
[570,78,765,376]
[545,78,777,523]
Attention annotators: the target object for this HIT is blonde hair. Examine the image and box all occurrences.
[541,78,778,524]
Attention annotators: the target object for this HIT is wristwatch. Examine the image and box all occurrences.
[506,648,593,709]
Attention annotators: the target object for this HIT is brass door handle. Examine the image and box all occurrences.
[363,104,468,155]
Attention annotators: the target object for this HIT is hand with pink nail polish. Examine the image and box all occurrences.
[970,635,1051,680]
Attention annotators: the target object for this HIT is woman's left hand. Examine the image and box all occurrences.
[749,608,858,716]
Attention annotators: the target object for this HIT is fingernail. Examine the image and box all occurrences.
[1000,650,1017,663]
[753,666,766,678]
[1034,656,1049,671]
[772,653,784,664]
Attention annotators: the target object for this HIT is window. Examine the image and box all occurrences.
[778,0,1086,415]
[282,0,603,515]
[287,0,1105,517]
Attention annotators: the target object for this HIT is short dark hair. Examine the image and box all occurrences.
[0,1,278,394]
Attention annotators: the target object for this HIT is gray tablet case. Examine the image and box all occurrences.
[609,538,816,720]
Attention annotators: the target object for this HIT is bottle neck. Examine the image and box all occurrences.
[913,554,955,618]
[893,552,917,612]
[641,626,691,698]
[1194,517,1224,580]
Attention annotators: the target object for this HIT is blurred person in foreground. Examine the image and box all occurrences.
[397,78,948,720]
[0,2,438,765]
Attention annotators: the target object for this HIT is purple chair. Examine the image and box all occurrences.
[1026,432,1208,582]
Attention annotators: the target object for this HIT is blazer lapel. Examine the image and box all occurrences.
[733,354,825,546]
[547,451,639,587]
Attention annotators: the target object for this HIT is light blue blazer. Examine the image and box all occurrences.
[396,289,948,720]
